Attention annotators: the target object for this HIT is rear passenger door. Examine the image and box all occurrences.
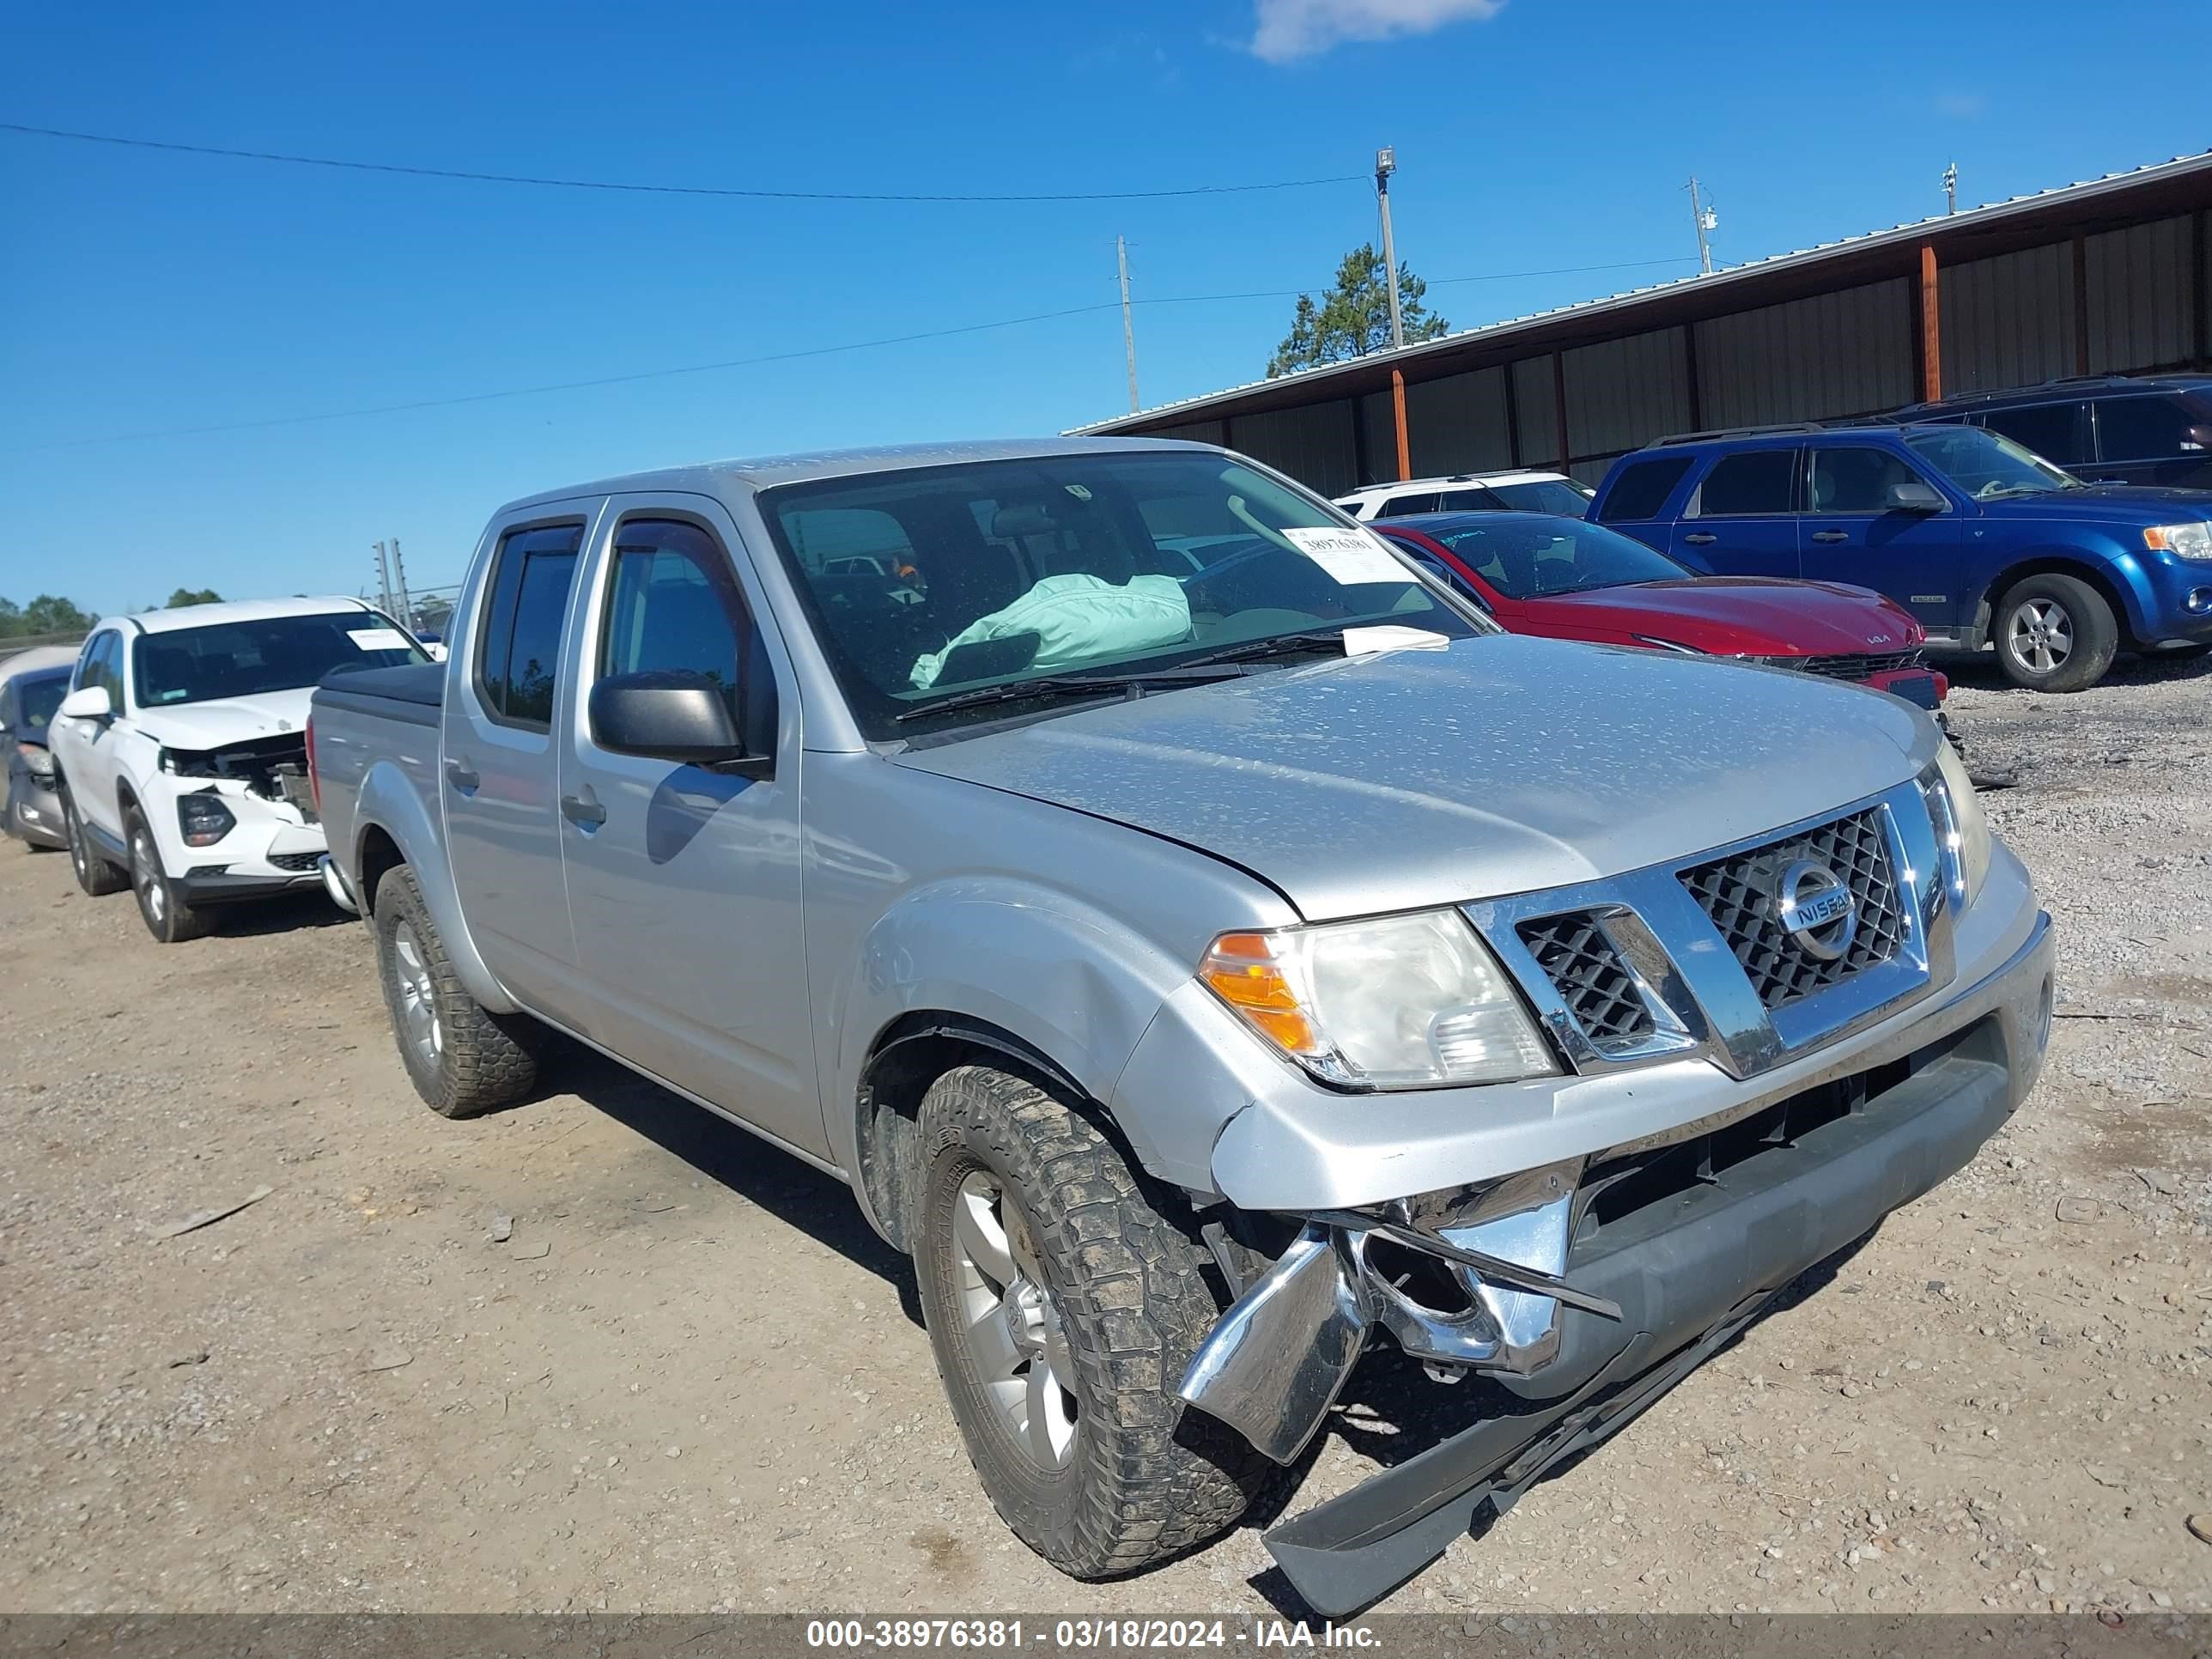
[556,499,821,1156]
[1798,444,1963,629]
[1672,448,1801,578]
[442,507,597,1023]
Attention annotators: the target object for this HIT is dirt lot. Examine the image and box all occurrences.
[2,653,2208,1620]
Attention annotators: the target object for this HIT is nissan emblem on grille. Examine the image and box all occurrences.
[1774,859,1856,961]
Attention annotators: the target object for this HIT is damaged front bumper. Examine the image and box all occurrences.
[1178,906,2054,1616]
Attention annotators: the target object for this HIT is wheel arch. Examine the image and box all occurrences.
[852,1012,1160,1255]
[1976,555,2144,647]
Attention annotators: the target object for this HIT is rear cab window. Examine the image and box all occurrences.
[477,523,586,729]
[1690,449,1800,516]
[1595,456,1694,522]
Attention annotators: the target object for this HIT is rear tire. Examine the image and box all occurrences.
[1995,573,2116,692]
[63,788,129,896]
[127,809,215,943]
[373,863,540,1117]
[913,1065,1258,1580]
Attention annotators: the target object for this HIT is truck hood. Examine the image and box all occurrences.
[131,687,314,750]
[895,635,1931,920]
[1526,577,1921,654]
[1977,483,2212,526]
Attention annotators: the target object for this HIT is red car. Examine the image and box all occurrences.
[1375,511,1948,711]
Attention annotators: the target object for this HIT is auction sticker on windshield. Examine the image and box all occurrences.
[346,628,410,652]
[1280,525,1407,586]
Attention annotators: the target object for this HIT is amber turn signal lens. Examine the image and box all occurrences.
[1199,932,1322,1056]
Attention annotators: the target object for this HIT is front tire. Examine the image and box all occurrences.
[127,809,215,943]
[914,1065,1257,1580]
[373,863,540,1117]
[63,789,129,896]
[1995,573,2117,692]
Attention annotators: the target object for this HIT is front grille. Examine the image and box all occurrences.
[1679,809,1905,1008]
[269,851,322,872]
[1791,648,1924,682]
[1517,913,1655,1045]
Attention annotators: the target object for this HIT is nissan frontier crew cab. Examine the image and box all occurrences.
[310,439,2054,1614]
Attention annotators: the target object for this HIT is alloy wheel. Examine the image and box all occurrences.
[131,828,167,925]
[389,920,443,1068]
[950,1170,1079,1471]
[2008,599,2073,675]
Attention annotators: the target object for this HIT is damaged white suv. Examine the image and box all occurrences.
[50,598,428,942]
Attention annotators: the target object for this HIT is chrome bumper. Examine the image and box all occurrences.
[1180,906,2055,1471]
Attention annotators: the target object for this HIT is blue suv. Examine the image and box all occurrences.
[1590,422,2212,691]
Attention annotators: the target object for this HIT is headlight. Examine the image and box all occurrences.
[1631,635,1705,654]
[1199,909,1557,1090]
[176,792,236,848]
[1923,744,1991,908]
[2143,522,2212,560]
[18,742,54,781]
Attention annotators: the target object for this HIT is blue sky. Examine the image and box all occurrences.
[3,0,2207,615]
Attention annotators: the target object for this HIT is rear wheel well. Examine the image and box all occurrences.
[1981,559,2136,647]
[854,1014,1168,1255]
[356,825,404,915]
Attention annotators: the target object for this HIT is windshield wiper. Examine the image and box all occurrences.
[893,663,1258,722]
[1165,629,1352,671]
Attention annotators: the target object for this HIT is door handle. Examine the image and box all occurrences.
[1810,530,1849,543]
[1682,532,1717,546]
[444,758,480,793]
[560,792,606,828]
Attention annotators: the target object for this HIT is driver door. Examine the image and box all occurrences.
[556,499,822,1157]
[1796,445,1964,633]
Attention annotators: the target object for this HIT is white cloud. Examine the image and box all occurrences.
[1249,0,1504,63]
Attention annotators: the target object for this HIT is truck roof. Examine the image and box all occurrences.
[108,596,380,635]
[498,436,1211,513]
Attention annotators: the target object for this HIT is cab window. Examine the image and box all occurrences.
[596,518,771,753]
[1809,447,1930,514]
[477,524,584,728]
[1692,450,1798,516]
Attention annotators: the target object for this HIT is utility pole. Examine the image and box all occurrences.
[1686,177,1717,276]
[1375,147,1404,351]
[389,536,413,629]
[1116,235,1139,414]
[1942,161,1958,216]
[373,542,394,617]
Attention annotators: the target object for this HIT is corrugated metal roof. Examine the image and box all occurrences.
[1070,149,2212,436]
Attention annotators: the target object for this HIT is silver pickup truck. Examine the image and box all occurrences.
[309,439,2053,1613]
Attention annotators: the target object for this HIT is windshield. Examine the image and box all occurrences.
[761,452,1489,738]
[1905,426,2079,501]
[14,672,70,731]
[132,612,427,708]
[1424,514,1691,599]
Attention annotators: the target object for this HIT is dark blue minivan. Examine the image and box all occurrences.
[1589,422,2212,691]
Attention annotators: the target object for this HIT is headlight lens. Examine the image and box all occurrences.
[1924,744,1991,907]
[176,791,236,848]
[18,742,54,781]
[2143,522,2212,560]
[1199,909,1557,1090]
[1630,635,1705,654]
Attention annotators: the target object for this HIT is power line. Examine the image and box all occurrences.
[0,257,1698,453]
[0,121,1366,204]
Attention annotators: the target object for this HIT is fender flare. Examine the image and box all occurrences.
[350,757,517,1014]
[1971,546,2155,645]
[825,879,1194,1238]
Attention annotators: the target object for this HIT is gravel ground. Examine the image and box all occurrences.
[1,652,2208,1619]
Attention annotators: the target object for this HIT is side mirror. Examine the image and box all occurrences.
[589,670,749,764]
[58,686,112,721]
[1887,479,1947,514]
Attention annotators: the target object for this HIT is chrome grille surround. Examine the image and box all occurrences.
[1679,809,1905,1009]
[1469,778,1953,1082]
